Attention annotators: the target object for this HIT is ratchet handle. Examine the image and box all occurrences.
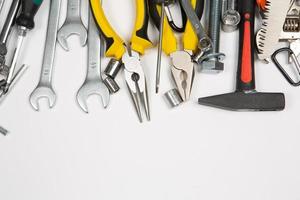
[90,0,125,60]
[236,0,256,91]
[16,0,44,30]
[131,0,152,55]
[183,0,204,51]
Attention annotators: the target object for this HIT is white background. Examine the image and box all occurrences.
[0,0,300,200]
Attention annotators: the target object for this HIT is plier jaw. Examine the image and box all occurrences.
[122,49,150,123]
[170,50,195,101]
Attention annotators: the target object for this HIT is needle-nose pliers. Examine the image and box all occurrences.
[90,0,152,122]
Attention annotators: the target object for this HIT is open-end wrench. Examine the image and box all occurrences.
[29,0,61,111]
[57,0,87,51]
[76,9,110,113]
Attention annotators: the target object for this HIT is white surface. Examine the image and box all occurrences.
[0,0,300,200]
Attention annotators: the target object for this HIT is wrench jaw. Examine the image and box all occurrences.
[57,23,88,51]
[76,81,110,113]
[29,86,57,111]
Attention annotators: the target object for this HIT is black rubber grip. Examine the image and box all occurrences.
[16,0,44,30]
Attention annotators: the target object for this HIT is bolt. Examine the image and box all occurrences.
[201,0,225,73]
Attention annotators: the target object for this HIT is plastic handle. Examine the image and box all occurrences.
[130,0,153,55]
[90,0,125,60]
[16,0,44,30]
[148,2,177,55]
[183,0,204,51]
[236,0,256,92]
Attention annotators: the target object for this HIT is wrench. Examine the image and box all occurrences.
[57,0,87,51]
[76,9,110,113]
[29,0,61,111]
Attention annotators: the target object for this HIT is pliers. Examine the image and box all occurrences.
[149,0,204,101]
[90,0,152,122]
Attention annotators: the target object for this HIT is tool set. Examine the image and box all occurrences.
[0,0,299,127]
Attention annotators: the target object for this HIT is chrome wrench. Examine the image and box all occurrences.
[57,0,87,51]
[76,9,110,113]
[29,0,61,111]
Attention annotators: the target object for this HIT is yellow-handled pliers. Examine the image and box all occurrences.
[149,0,204,101]
[90,0,152,122]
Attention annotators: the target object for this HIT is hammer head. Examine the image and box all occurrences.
[198,92,285,111]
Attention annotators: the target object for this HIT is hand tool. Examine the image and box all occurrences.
[155,0,167,94]
[278,1,300,63]
[57,0,87,51]
[30,0,61,111]
[256,0,291,62]
[0,0,43,97]
[198,0,285,111]
[164,88,183,107]
[150,0,187,93]
[221,0,240,32]
[0,0,21,74]
[0,0,4,13]
[90,0,152,122]
[0,126,8,136]
[149,0,204,101]
[201,0,225,72]
[272,47,300,86]
[179,0,213,65]
[76,9,110,113]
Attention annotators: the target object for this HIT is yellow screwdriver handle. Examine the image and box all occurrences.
[183,0,201,52]
[90,0,125,60]
[131,0,153,55]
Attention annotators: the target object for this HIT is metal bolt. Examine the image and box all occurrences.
[201,0,225,73]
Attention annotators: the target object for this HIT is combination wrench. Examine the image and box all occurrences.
[29,0,61,111]
[76,9,110,113]
[57,0,87,51]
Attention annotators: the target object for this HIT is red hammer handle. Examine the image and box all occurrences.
[236,0,256,92]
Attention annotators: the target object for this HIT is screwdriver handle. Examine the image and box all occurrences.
[16,0,44,30]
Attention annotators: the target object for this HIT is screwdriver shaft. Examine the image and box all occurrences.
[155,3,165,94]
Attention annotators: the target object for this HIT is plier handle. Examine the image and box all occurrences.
[149,0,204,101]
[90,0,152,122]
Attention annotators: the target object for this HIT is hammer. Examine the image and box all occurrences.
[198,0,285,111]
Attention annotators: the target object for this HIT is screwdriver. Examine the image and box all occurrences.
[4,0,44,93]
[155,0,166,94]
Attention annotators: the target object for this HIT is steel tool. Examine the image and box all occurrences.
[76,9,110,113]
[90,0,152,122]
[201,0,225,72]
[30,0,61,111]
[279,1,300,62]
[155,0,167,94]
[150,0,204,101]
[0,0,21,75]
[198,0,285,111]
[0,0,4,12]
[150,0,187,93]
[179,0,213,64]
[57,0,87,51]
[221,0,240,32]
[256,0,291,61]
[0,126,8,136]
[0,0,43,101]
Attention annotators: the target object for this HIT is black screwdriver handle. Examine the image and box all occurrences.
[16,0,44,30]
[236,0,256,92]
